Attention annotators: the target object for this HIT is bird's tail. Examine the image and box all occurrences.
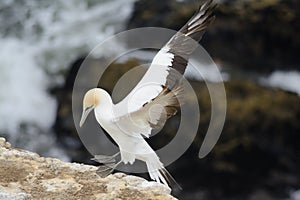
[146,155,182,190]
[159,167,182,190]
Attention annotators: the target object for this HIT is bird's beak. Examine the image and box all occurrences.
[79,106,94,127]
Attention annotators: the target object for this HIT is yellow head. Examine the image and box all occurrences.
[79,88,101,127]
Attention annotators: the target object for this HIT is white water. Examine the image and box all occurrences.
[260,70,300,96]
[290,190,300,200]
[0,0,135,160]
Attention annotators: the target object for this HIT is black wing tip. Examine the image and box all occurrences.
[199,0,217,11]
[198,0,217,24]
[183,0,216,39]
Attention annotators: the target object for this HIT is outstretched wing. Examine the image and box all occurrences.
[113,84,183,137]
[113,0,216,135]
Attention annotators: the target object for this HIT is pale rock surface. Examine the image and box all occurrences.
[0,137,176,200]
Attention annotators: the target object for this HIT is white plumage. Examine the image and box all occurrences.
[79,0,216,188]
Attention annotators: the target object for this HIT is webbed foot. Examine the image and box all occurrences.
[91,152,120,164]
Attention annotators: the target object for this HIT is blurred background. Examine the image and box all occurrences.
[0,0,299,199]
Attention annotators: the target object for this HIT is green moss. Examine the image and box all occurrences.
[248,0,280,10]
[98,59,141,92]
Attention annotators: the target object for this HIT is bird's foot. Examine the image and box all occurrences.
[92,155,116,164]
[91,152,120,164]
[96,163,115,178]
[95,160,122,178]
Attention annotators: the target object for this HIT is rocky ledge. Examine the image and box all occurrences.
[0,137,176,200]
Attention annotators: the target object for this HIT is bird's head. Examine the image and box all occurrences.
[79,88,101,127]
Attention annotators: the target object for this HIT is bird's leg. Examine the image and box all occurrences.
[91,152,120,164]
[96,160,123,178]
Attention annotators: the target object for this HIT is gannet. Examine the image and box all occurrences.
[80,0,216,188]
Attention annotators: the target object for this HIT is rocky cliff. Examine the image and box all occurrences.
[0,137,176,200]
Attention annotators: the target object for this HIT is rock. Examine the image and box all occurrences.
[174,80,300,198]
[0,137,176,200]
[0,137,10,148]
[248,190,276,200]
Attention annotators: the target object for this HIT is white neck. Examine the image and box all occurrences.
[94,92,114,123]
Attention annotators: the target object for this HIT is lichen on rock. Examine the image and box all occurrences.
[0,137,176,200]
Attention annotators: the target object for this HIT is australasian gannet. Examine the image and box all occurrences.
[80,0,216,188]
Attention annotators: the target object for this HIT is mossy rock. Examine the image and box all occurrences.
[174,80,300,197]
[127,0,300,72]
